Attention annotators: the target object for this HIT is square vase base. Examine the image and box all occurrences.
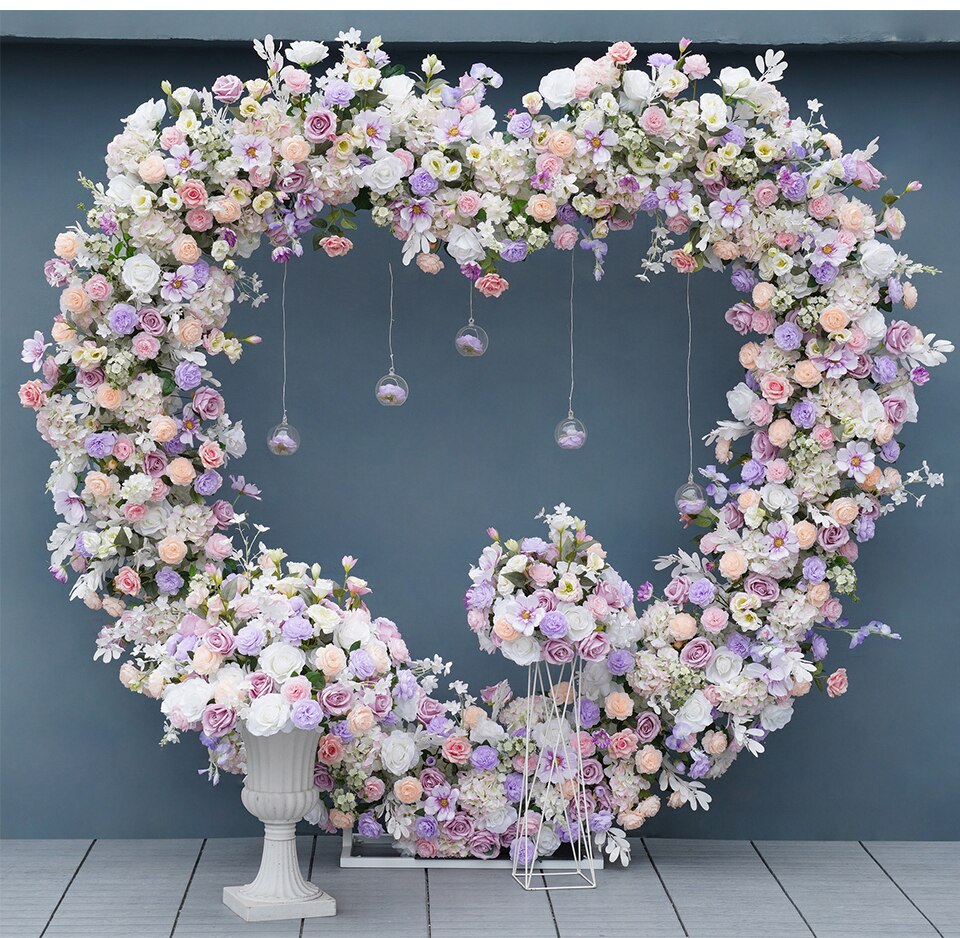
[222,886,336,921]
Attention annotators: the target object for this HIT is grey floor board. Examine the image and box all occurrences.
[549,848,685,938]
[41,838,201,938]
[427,865,557,938]
[0,840,93,938]
[645,838,812,937]
[300,835,428,937]
[170,836,309,937]
[863,841,960,937]
[756,840,940,938]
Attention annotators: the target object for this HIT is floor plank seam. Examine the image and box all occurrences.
[424,867,432,938]
[298,835,317,938]
[750,841,817,937]
[541,871,561,938]
[641,839,689,938]
[168,838,205,938]
[38,837,95,938]
[858,841,945,938]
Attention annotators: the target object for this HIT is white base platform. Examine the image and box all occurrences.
[222,884,336,921]
[339,829,604,870]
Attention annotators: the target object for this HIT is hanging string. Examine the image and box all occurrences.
[684,272,694,483]
[468,279,475,326]
[567,250,576,418]
[280,262,289,422]
[387,262,396,376]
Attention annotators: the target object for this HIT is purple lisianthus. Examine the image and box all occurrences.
[291,698,323,730]
[281,615,313,645]
[636,581,653,602]
[855,517,876,542]
[777,167,808,202]
[880,440,901,463]
[648,52,676,68]
[85,431,118,459]
[791,400,817,429]
[156,567,184,594]
[499,239,529,263]
[174,361,202,391]
[108,303,138,335]
[730,268,756,294]
[871,355,898,385]
[741,459,766,484]
[409,168,438,196]
[606,648,634,676]
[809,261,838,285]
[774,321,803,351]
[507,112,534,138]
[470,745,499,770]
[464,581,495,610]
[727,632,751,657]
[357,813,384,839]
[323,78,354,107]
[194,470,223,496]
[235,624,266,656]
[802,556,827,584]
[811,633,829,661]
[689,753,711,780]
[415,816,439,840]
[510,836,537,866]
[579,698,600,729]
[502,772,524,803]
[538,611,568,639]
[688,578,717,607]
[348,649,376,680]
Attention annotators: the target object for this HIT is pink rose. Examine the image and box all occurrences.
[826,668,848,698]
[319,236,353,257]
[441,735,472,765]
[205,534,234,561]
[160,127,185,150]
[198,441,223,469]
[700,606,729,633]
[765,458,790,483]
[84,274,113,302]
[123,503,148,522]
[185,209,214,232]
[607,41,637,64]
[551,224,578,251]
[281,676,312,703]
[248,672,275,699]
[283,67,312,95]
[671,251,698,273]
[178,179,208,209]
[19,381,47,410]
[457,191,482,217]
[201,704,237,738]
[212,74,244,103]
[304,108,337,143]
[607,729,639,760]
[475,273,509,298]
[641,106,668,136]
[808,195,834,220]
[759,372,793,405]
[754,180,779,209]
[114,566,141,596]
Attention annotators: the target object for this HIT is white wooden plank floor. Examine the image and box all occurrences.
[0,838,956,938]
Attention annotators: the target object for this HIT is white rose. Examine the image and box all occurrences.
[107,174,137,206]
[124,98,166,131]
[536,824,561,856]
[538,68,576,110]
[705,648,744,686]
[481,804,517,835]
[504,554,530,574]
[580,660,616,699]
[760,483,799,515]
[257,642,306,682]
[348,67,381,92]
[859,240,898,280]
[336,610,372,650]
[699,93,729,133]
[858,389,885,433]
[622,69,654,103]
[307,604,340,635]
[727,382,759,421]
[160,678,213,723]
[286,40,328,66]
[360,153,405,195]
[760,700,794,732]
[469,105,497,141]
[717,67,753,96]
[675,690,714,734]
[379,74,415,105]
[500,635,541,666]
[121,253,162,296]
[245,693,292,736]
[380,730,417,775]
[560,605,596,642]
[857,307,887,347]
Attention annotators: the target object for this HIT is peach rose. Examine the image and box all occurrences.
[475,273,509,298]
[158,535,188,565]
[280,135,310,162]
[167,456,196,486]
[198,441,223,469]
[821,132,842,158]
[441,735,472,765]
[635,744,663,774]
[618,810,645,830]
[713,240,740,261]
[318,734,344,766]
[547,130,576,159]
[317,645,346,677]
[329,809,354,830]
[738,489,760,511]
[719,550,748,580]
[639,795,661,819]
[416,252,444,274]
[604,691,634,720]
[793,360,822,388]
[829,497,859,525]
[210,195,242,223]
[903,282,918,309]
[526,194,557,223]
[752,282,776,310]
[671,251,698,274]
[54,231,81,260]
[96,385,123,410]
[702,730,728,756]
[51,320,76,344]
[767,418,795,447]
[176,317,204,347]
[493,618,519,641]
[861,466,883,490]
[191,646,222,676]
[119,662,142,689]
[668,613,697,641]
[791,678,812,697]
[874,421,894,445]
[462,705,485,730]
[60,285,92,316]
[819,306,849,333]
[84,471,113,499]
[807,582,830,607]
[172,234,202,265]
[138,152,167,184]
[149,415,178,443]
[394,776,423,804]
[319,235,353,257]
[347,705,375,735]
[794,520,817,550]
[114,566,141,596]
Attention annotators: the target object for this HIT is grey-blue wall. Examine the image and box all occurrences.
[2,15,958,840]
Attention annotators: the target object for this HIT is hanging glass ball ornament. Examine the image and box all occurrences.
[375,372,409,407]
[555,415,587,450]
[455,323,489,358]
[267,419,301,456]
[675,480,707,516]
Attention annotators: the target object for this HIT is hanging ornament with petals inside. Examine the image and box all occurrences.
[376,263,409,406]
[267,264,301,455]
[555,252,587,449]
[455,283,489,357]
[675,274,706,514]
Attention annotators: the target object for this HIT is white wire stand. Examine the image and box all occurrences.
[339,829,603,871]
[511,656,598,891]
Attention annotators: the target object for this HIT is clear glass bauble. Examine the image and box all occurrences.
[555,415,587,450]
[266,419,300,456]
[375,373,409,407]
[454,324,489,358]
[675,480,707,515]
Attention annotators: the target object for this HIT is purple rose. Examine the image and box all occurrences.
[882,395,908,429]
[303,108,337,143]
[507,113,534,138]
[811,633,829,661]
[880,439,901,463]
[443,813,475,841]
[201,704,237,738]
[543,638,575,664]
[719,502,744,529]
[203,626,237,657]
[751,431,778,464]
[320,684,354,716]
[143,450,168,477]
[248,671,276,698]
[357,813,384,838]
[724,302,755,335]
[581,758,604,786]
[292,699,323,730]
[212,74,244,103]
[744,573,780,603]
[108,303,138,335]
[499,239,528,263]
[577,632,611,662]
[730,268,756,294]
[76,366,105,389]
[192,386,224,420]
[817,524,850,552]
[137,307,166,337]
[194,470,223,496]
[664,575,690,605]
[212,499,235,525]
[635,711,662,744]
[680,637,715,669]
[467,830,501,859]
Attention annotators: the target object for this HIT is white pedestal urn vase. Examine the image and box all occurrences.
[223,727,336,921]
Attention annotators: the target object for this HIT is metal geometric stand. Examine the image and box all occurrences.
[511,657,597,891]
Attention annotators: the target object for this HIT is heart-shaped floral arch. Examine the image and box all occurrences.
[20,30,951,864]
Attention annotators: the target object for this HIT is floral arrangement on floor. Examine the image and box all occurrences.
[19,30,950,865]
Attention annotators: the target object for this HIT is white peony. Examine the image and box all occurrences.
[360,152,406,195]
[705,648,744,686]
[124,98,166,131]
[760,700,794,732]
[121,254,162,296]
[106,175,137,206]
[717,66,753,96]
[536,824,561,856]
[675,690,714,734]
[335,610,372,650]
[246,693,292,736]
[160,678,213,723]
[445,225,485,265]
[380,730,418,775]
[622,69,654,103]
[699,93,729,133]
[285,40,328,66]
[760,482,799,516]
[859,240,898,280]
[379,74,415,105]
[481,804,517,834]
[307,604,340,635]
[538,68,576,110]
[500,635,541,666]
[257,642,306,682]
[727,382,759,421]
